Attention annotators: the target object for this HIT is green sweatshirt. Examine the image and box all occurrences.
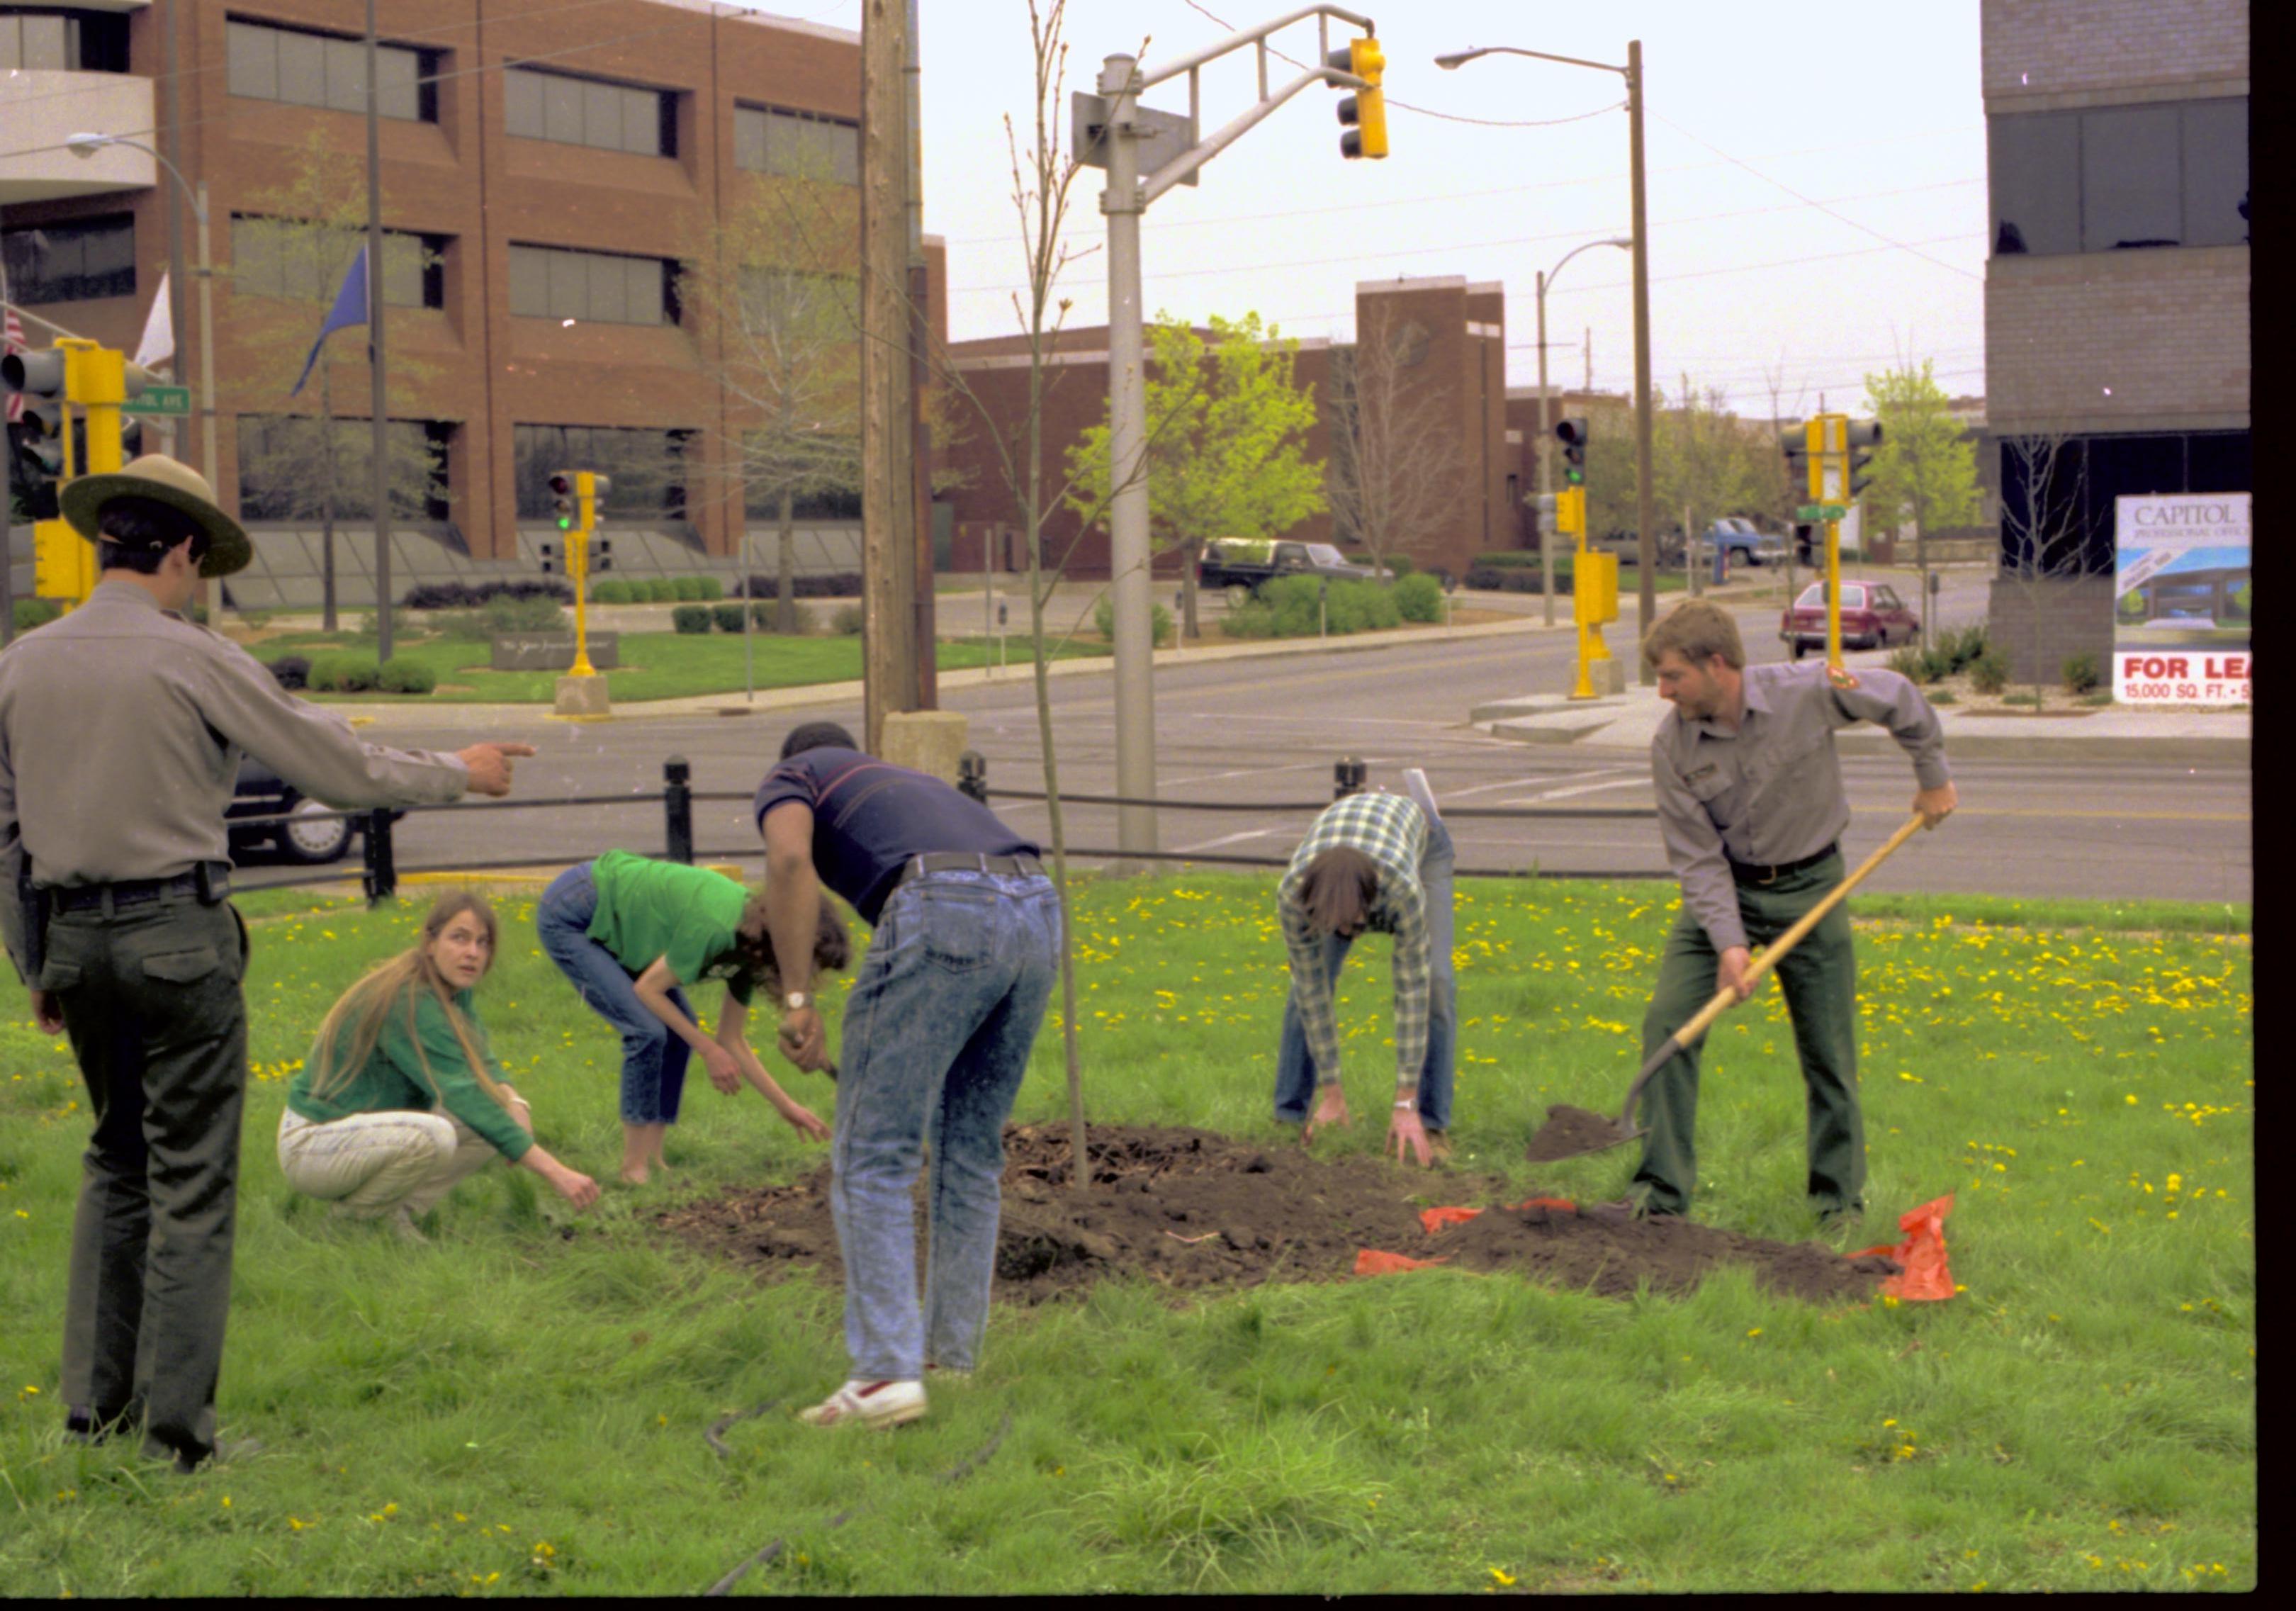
[286,985,534,1162]
[584,848,754,1003]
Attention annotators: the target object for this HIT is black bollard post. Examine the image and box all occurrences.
[957,749,989,804]
[1334,756,1366,799]
[664,756,694,864]
[362,808,398,906]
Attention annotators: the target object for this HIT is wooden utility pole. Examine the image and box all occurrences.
[905,0,938,707]
[860,0,918,751]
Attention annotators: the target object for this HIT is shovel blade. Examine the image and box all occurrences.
[1523,1104,1645,1164]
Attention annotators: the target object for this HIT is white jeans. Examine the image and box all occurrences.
[277,1094,527,1218]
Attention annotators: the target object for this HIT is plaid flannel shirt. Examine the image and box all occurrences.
[1276,790,1430,1092]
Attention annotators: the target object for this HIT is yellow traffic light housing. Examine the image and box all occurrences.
[1331,35,1388,159]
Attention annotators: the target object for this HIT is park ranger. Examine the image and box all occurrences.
[1629,599,1957,1225]
[0,455,535,1474]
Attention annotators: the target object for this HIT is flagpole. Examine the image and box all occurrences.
[366,0,393,662]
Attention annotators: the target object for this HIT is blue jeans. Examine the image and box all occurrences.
[1273,814,1457,1133]
[831,870,1060,1382]
[536,862,694,1126]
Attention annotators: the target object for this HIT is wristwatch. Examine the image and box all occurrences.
[784,990,812,1012]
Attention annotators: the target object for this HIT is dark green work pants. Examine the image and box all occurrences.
[40,895,249,1469]
[1630,853,1863,1218]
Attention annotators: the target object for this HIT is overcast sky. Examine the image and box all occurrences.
[750,1,1987,419]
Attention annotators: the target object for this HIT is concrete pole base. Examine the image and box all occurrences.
[880,709,969,784]
[553,674,612,718]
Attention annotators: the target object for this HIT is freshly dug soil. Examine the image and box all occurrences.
[658,1123,1895,1308]
[1522,1104,1640,1164]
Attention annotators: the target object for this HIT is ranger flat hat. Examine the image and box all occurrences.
[59,454,252,578]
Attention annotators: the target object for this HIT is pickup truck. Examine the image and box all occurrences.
[1704,517,1789,567]
[1196,539,1375,601]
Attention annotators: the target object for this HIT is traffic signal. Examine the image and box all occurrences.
[1793,522,1816,566]
[1847,420,1883,497]
[592,537,612,572]
[1555,416,1589,486]
[1329,35,1387,159]
[1532,492,1559,540]
[4,348,70,519]
[539,539,561,575]
[550,470,578,532]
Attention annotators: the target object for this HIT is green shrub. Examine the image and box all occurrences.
[1234,576,1399,638]
[1942,622,1991,673]
[692,576,724,601]
[711,602,749,633]
[671,604,713,634]
[1380,554,1416,578]
[1929,690,1957,705]
[13,599,61,631]
[2061,651,2102,694]
[1218,600,1276,639]
[308,653,381,692]
[751,601,781,629]
[831,602,865,636]
[437,593,568,639]
[1886,645,1928,681]
[1394,572,1444,622]
[1470,551,1543,569]
[592,579,635,605]
[1093,594,1175,647]
[377,656,437,695]
[2117,591,2148,623]
[1969,647,2010,695]
[670,576,707,601]
[645,578,680,603]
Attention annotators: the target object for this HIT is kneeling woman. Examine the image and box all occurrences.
[278,892,600,1235]
[536,849,845,1184]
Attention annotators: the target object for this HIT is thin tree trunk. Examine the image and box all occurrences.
[1181,537,1200,639]
[777,488,799,634]
[320,362,338,633]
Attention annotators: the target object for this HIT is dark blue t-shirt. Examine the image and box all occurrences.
[753,748,1038,924]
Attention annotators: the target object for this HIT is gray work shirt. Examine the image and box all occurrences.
[0,582,471,979]
[1651,661,1951,953]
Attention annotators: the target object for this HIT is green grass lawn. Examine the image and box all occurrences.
[0,875,2252,1593]
[242,629,1107,704]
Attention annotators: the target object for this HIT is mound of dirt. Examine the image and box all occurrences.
[1522,1103,1639,1164]
[658,1123,1894,1308]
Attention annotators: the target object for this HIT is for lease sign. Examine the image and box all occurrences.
[2114,493,2250,705]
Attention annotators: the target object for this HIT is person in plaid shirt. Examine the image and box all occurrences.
[1274,787,1457,1167]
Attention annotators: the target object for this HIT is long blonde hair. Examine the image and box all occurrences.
[304,891,514,1112]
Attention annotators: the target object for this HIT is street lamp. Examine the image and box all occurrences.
[1437,40,1658,680]
[65,133,218,498]
[1535,236,1629,626]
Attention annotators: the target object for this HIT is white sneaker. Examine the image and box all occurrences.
[796,1379,928,1430]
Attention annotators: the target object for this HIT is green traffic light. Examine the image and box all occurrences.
[1565,468,1585,485]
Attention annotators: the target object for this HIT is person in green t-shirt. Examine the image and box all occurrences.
[536,850,847,1184]
[278,892,599,1240]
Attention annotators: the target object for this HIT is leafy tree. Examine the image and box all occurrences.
[1863,360,1981,646]
[1064,310,1324,639]
[1653,374,1756,586]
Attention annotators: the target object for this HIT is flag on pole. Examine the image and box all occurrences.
[3,302,24,422]
[290,245,371,398]
[133,270,175,372]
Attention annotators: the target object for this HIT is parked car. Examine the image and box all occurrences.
[1704,517,1789,567]
[1779,579,1920,656]
[227,759,391,865]
[1198,539,1375,602]
[1586,530,1686,568]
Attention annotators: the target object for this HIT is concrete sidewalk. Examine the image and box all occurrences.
[1472,683,2251,765]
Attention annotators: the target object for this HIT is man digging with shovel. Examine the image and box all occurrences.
[1612,600,1956,1228]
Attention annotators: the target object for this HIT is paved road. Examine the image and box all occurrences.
[235,576,2250,906]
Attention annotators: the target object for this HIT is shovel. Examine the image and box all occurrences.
[1524,812,1929,1164]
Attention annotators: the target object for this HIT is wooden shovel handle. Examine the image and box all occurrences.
[1616,813,1928,1127]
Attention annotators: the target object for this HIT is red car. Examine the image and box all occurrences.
[1779,579,1920,658]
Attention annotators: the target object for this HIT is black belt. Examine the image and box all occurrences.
[1728,842,1838,886]
[47,864,231,914]
[893,851,1045,889]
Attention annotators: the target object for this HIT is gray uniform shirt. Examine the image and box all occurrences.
[0,582,471,979]
[1651,661,1950,953]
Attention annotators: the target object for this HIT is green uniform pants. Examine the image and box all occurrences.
[1631,852,1863,1218]
[40,895,249,1469]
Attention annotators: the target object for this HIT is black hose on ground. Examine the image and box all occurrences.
[704,1412,1013,1596]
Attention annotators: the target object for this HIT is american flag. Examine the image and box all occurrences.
[3,302,23,423]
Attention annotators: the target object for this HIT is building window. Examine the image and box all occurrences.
[507,245,675,325]
[502,66,675,157]
[733,105,860,185]
[1991,97,2247,257]
[1,213,135,303]
[237,415,453,522]
[231,217,444,309]
[225,18,436,122]
[0,9,128,72]
[512,425,692,521]
[1998,430,2251,576]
